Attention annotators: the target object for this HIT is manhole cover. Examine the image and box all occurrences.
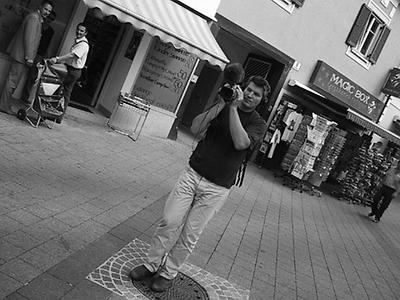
[131,272,209,300]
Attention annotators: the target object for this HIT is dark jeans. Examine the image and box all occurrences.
[371,185,395,219]
[62,66,82,116]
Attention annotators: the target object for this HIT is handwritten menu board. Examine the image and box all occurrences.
[132,38,197,113]
[0,0,35,53]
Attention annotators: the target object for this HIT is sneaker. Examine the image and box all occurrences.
[151,275,172,292]
[128,265,155,281]
[373,217,380,223]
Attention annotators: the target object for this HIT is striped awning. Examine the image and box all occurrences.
[347,109,400,145]
[82,0,229,68]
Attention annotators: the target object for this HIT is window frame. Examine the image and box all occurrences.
[271,0,295,13]
[271,0,304,13]
[353,13,385,61]
[381,0,390,8]
[345,1,391,69]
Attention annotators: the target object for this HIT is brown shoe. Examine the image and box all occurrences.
[151,275,172,292]
[129,265,155,281]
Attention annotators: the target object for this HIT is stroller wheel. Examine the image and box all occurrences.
[17,109,26,120]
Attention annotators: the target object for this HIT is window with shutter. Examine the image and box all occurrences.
[369,26,390,64]
[292,0,304,7]
[345,4,391,68]
[271,0,304,13]
[346,5,371,47]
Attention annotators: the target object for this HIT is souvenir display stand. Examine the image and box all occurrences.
[280,113,337,196]
[308,128,347,187]
[258,94,398,201]
[280,115,314,194]
[338,147,390,205]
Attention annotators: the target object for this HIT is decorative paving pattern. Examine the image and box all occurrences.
[86,238,249,300]
[131,272,209,300]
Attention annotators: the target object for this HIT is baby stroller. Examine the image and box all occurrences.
[17,60,65,128]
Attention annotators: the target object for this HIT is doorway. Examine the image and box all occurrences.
[70,9,122,111]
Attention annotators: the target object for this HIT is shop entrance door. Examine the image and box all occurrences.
[70,9,122,110]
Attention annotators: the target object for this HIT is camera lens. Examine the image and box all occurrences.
[219,86,236,102]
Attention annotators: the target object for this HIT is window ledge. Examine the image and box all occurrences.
[345,46,371,70]
[272,0,295,14]
[368,0,391,25]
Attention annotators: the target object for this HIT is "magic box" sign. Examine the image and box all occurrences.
[310,60,384,122]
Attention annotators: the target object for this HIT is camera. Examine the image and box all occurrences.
[219,86,238,102]
[218,63,244,102]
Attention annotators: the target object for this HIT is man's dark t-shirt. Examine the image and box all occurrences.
[189,105,267,188]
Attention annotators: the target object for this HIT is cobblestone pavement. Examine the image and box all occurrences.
[1,109,400,299]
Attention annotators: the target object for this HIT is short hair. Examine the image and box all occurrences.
[77,22,88,32]
[41,0,54,7]
[244,76,271,101]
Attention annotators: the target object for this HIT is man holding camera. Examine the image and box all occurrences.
[129,63,270,292]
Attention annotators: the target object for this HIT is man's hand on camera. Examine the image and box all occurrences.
[229,85,244,109]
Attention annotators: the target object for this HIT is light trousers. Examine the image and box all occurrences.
[144,166,230,279]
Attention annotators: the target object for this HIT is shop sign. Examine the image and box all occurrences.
[382,68,400,97]
[132,38,197,113]
[310,60,384,122]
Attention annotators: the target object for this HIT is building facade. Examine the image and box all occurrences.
[209,0,400,147]
[1,0,400,144]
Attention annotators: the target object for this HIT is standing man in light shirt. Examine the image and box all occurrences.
[49,23,89,123]
[0,0,54,115]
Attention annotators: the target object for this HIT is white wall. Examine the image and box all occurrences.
[217,0,400,98]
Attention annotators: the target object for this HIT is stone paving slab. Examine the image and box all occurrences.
[1,109,400,299]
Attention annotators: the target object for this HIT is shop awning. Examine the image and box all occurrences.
[288,79,348,117]
[347,109,400,145]
[82,0,229,68]
[288,79,325,98]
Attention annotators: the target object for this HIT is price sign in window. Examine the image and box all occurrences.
[132,38,197,113]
